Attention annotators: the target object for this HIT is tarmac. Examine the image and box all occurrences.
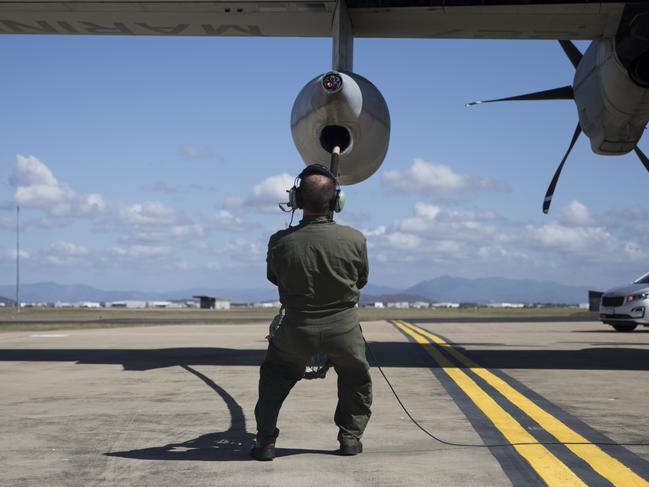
[1,318,648,486]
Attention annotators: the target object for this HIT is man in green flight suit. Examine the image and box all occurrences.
[251,164,372,461]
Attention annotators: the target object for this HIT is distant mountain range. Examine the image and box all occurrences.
[363,276,589,304]
[0,276,592,304]
[404,275,590,304]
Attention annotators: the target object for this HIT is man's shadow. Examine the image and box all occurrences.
[105,365,334,461]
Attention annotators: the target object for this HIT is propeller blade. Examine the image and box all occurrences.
[559,40,583,69]
[465,86,574,107]
[543,123,582,214]
[634,145,649,172]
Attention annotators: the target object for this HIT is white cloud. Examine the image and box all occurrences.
[14,183,75,215]
[224,238,264,264]
[213,209,254,232]
[557,200,592,226]
[6,248,30,260]
[362,225,386,237]
[26,241,91,266]
[8,155,106,217]
[181,235,264,265]
[125,225,204,244]
[80,193,107,214]
[414,202,441,220]
[119,201,177,226]
[526,222,617,254]
[49,241,89,256]
[335,210,373,228]
[357,198,648,291]
[382,158,509,195]
[115,200,206,245]
[9,154,57,187]
[386,232,421,250]
[46,256,71,265]
[361,199,642,284]
[431,240,463,255]
[394,205,501,243]
[383,159,465,192]
[170,224,204,238]
[245,173,294,212]
[222,173,294,213]
[112,245,171,258]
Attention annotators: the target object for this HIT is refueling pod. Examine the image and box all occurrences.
[291,71,390,185]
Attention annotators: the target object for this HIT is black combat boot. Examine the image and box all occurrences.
[250,440,276,461]
[339,440,363,456]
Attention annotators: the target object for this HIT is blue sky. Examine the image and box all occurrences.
[1,35,648,292]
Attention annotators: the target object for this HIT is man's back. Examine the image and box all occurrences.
[267,215,368,321]
[252,166,372,460]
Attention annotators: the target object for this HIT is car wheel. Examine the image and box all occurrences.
[612,324,638,332]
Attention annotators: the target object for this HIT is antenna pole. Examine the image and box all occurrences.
[328,146,341,221]
[16,206,20,313]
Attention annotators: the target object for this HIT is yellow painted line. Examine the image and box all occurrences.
[393,320,586,487]
[398,320,649,487]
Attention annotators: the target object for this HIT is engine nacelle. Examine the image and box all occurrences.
[291,71,390,185]
[574,38,649,155]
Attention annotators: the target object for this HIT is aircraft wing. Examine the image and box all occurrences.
[0,1,629,39]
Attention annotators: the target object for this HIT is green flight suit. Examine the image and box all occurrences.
[254,215,372,447]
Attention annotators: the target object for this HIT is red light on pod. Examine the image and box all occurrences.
[322,72,343,93]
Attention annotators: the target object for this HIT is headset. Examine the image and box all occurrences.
[287,164,345,214]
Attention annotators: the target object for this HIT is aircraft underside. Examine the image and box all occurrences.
[2,0,649,212]
[0,1,628,38]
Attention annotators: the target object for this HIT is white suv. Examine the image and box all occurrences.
[600,272,649,332]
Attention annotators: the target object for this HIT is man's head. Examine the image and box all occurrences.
[301,173,336,214]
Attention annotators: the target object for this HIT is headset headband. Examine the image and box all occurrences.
[298,163,337,183]
[286,163,345,220]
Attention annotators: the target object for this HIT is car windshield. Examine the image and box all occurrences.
[634,273,649,284]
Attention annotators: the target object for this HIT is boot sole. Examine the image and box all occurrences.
[250,448,275,461]
[339,443,363,456]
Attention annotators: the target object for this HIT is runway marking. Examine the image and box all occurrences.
[394,320,649,487]
[393,320,585,486]
[30,334,68,338]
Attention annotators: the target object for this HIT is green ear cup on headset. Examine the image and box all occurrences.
[335,190,345,213]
